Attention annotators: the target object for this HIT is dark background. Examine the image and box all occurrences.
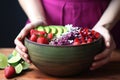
[0,0,27,47]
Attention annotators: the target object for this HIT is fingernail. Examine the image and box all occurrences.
[22,48,25,52]
[106,41,110,47]
[24,54,27,58]
[90,67,94,71]
[94,56,98,60]
[92,63,96,67]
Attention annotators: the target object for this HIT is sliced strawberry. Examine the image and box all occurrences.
[84,28,89,33]
[37,37,45,44]
[38,31,46,37]
[30,29,35,36]
[73,41,80,45]
[81,37,85,43]
[81,42,86,44]
[37,37,49,44]
[94,32,100,39]
[87,38,93,43]
[80,28,89,37]
[47,33,53,40]
[80,36,86,44]
[30,29,46,37]
[29,34,37,42]
[74,38,80,42]
[73,38,80,45]
[91,30,96,35]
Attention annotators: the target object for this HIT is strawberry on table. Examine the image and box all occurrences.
[4,66,16,79]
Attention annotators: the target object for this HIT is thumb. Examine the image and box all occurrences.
[101,30,111,48]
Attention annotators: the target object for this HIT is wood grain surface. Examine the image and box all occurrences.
[0,48,120,80]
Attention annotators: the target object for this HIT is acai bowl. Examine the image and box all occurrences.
[24,24,105,76]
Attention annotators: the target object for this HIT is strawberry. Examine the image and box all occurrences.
[94,32,100,39]
[4,66,16,79]
[80,28,89,37]
[30,29,36,35]
[87,38,93,43]
[29,34,37,42]
[81,42,86,44]
[30,29,46,37]
[73,38,80,45]
[91,30,96,35]
[73,41,80,45]
[37,37,49,44]
[74,38,80,42]
[81,37,85,43]
[47,33,53,40]
[38,31,46,37]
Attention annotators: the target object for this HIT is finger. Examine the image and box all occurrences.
[15,46,31,63]
[14,23,34,51]
[102,30,111,48]
[14,37,27,52]
[94,48,111,60]
[15,46,28,59]
[90,55,110,70]
[110,36,116,50]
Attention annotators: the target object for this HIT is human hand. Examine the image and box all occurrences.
[90,25,116,70]
[14,20,47,63]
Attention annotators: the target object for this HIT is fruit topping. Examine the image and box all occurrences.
[28,25,101,46]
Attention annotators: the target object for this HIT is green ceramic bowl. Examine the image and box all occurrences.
[24,36,105,76]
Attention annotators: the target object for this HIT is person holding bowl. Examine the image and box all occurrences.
[14,0,120,70]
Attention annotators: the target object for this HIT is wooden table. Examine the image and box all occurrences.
[0,48,120,80]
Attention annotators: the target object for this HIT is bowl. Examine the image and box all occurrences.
[24,36,105,77]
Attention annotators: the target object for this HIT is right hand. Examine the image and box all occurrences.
[90,25,116,70]
[14,20,47,63]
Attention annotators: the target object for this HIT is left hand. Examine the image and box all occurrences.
[90,25,116,70]
[14,20,47,63]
